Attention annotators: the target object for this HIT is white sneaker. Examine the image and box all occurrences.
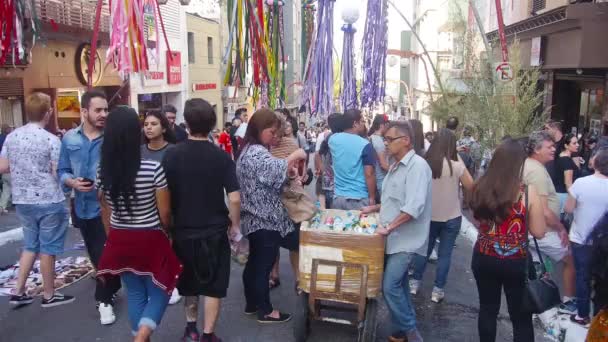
[409,279,421,295]
[429,246,439,262]
[99,303,116,325]
[431,287,445,303]
[169,288,182,305]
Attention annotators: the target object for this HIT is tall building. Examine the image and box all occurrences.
[186,13,224,125]
[484,0,608,135]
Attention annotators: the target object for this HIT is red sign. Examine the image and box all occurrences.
[166,51,182,85]
[145,71,164,80]
[495,0,509,62]
[193,83,217,91]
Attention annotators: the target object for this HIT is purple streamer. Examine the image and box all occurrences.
[301,0,334,117]
[361,0,388,108]
[340,24,357,111]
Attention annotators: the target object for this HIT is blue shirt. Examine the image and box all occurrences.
[329,132,376,199]
[58,126,103,219]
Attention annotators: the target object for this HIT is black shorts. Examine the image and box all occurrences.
[173,232,231,298]
[281,225,300,252]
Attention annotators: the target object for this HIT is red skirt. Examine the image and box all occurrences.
[97,228,183,295]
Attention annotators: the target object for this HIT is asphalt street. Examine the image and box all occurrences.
[0,210,551,342]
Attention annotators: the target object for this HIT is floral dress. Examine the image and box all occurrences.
[237,144,294,237]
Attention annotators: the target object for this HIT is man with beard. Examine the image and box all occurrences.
[328,108,377,210]
[163,104,188,143]
[58,90,121,325]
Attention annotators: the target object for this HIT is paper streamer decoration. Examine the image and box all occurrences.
[97,0,172,85]
[360,0,388,108]
[302,0,335,117]
[340,24,357,111]
[263,0,286,108]
[0,0,40,66]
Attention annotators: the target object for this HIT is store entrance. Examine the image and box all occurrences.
[552,74,605,136]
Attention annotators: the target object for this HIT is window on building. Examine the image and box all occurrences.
[207,37,213,64]
[187,32,195,64]
[532,0,546,13]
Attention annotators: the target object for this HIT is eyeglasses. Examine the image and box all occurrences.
[383,136,406,143]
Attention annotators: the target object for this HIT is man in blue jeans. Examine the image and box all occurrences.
[58,90,120,325]
[0,92,74,307]
[362,121,432,342]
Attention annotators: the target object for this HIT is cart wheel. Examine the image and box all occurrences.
[293,292,310,342]
[358,299,378,342]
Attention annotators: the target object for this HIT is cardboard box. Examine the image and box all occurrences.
[299,210,385,299]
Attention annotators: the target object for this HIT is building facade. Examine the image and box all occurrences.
[128,0,189,123]
[485,0,608,135]
[186,13,224,125]
[0,0,126,131]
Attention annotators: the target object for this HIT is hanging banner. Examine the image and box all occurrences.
[495,0,509,62]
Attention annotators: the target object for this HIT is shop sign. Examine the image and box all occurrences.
[530,37,542,67]
[75,43,103,86]
[167,51,182,85]
[193,83,217,91]
[143,68,165,87]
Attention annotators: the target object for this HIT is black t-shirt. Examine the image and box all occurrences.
[174,125,188,143]
[229,126,239,154]
[546,136,566,191]
[552,156,579,193]
[162,140,239,234]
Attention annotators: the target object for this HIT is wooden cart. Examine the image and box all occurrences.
[294,210,385,342]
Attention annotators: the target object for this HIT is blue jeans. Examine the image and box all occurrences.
[383,252,417,335]
[572,242,593,318]
[412,217,462,289]
[16,202,69,256]
[121,272,170,335]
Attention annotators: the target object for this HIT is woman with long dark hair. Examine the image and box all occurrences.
[96,107,181,342]
[470,138,546,342]
[410,128,474,302]
[141,111,176,163]
[368,115,389,197]
[409,119,426,156]
[555,133,582,213]
[237,108,306,323]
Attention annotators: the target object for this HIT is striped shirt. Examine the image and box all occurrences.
[97,159,167,230]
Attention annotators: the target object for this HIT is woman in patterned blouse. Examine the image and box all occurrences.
[236,108,307,324]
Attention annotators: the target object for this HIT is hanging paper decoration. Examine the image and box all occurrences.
[0,0,41,66]
[360,0,388,108]
[302,0,335,117]
[263,0,286,109]
[96,0,172,86]
[301,0,315,76]
[340,24,357,111]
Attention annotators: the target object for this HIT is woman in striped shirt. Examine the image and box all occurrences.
[96,106,182,342]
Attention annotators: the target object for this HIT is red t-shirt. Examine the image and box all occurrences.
[218,131,232,154]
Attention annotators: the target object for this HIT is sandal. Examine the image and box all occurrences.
[269,278,281,290]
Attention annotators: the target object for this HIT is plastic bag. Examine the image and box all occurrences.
[230,233,249,265]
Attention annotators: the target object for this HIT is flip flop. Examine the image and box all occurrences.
[269,278,281,290]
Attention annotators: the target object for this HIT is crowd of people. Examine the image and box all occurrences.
[1,89,608,342]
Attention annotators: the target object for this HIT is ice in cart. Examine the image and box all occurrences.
[295,209,385,342]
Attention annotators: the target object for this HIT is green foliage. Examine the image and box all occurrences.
[429,2,547,150]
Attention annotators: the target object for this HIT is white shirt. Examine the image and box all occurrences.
[315,131,326,152]
[0,123,65,204]
[569,174,608,245]
[235,123,248,138]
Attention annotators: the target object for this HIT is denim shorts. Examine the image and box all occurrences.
[16,202,69,255]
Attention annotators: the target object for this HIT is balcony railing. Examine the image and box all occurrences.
[35,0,111,33]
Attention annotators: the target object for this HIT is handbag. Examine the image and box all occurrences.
[281,180,317,223]
[521,186,562,314]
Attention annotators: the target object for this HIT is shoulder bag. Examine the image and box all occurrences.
[281,179,317,223]
[522,186,562,314]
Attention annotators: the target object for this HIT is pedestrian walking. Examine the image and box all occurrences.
[410,128,474,302]
[329,109,377,210]
[95,106,181,342]
[163,99,241,342]
[237,108,306,324]
[555,133,582,214]
[409,119,427,156]
[1,92,74,308]
[58,90,121,325]
[367,114,389,199]
[523,131,578,315]
[163,104,188,143]
[564,148,608,326]
[218,122,233,157]
[314,113,345,210]
[361,121,432,342]
[141,111,176,162]
[470,138,546,342]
